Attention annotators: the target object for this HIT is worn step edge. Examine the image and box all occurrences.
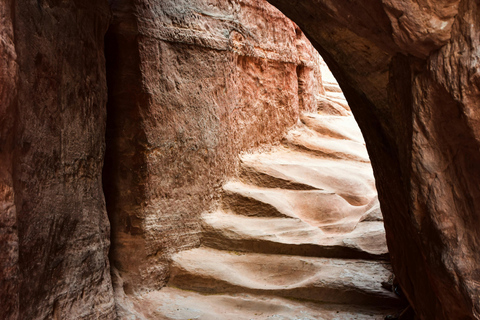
[201,210,389,260]
[300,113,365,144]
[221,181,372,231]
[283,127,370,163]
[238,154,377,206]
[239,165,318,191]
[323,83,342,93]
[144,287,402,320]
[317,95,350,116]
[221,185,297,219]
[169,248,401,307]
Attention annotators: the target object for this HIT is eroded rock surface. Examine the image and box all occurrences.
[103,0,325,309]
[0,1,19,318]
[123,83,402,319]
[1,0,477,318]
[267,0,480,318]
[0,1,115,319]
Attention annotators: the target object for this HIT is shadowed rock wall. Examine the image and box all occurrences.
[102,0,324,312]
[0,1,19,318]
[266,0,480,319]
[0,1,115,319]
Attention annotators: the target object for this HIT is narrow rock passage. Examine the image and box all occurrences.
[136,81,402,319]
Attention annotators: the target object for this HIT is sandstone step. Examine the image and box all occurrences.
[284,125,370,162]
[300,113,365,143]
[139,287,400,320]
[327,90,347,101]
[317,95,350,116]
[201,210,388,259]
[323,83,342,93]
[169,248,401,306]
[239,149,376,206]
[222,180,373,233]
[327,96,350,110]
[239,165,317,191]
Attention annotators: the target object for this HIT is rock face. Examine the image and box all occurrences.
[0,1,19,318]
[2,0,478,318]
[103,0,324,309]
[1,0,325,318]
[0,1,115,319]
[267,0,480,319]
[119,88,402,319]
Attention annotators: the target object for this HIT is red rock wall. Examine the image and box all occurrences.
[103,0,323,307]
[267,0,480,319]
[0,1,19,318]
[0,1,115,319]
[0,0,323,317]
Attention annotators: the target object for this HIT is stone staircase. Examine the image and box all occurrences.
[135,83,402,319]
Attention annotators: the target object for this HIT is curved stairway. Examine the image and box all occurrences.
[135,84,402,319]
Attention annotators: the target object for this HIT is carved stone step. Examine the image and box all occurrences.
[169,248,401,306]
[139,287,400,320]
[202,210,388,259]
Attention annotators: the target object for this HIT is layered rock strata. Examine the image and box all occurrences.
[2,0,476,318]
[267,0,480,319]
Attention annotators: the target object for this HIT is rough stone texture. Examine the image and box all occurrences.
[0,1,115,319]
[266,0,480,319]
[103,0,325,308]
[135,287,398,320]
[3,0,476,318]
[0,1,19,319]
[124,93,402,318]
[169,248,397,305]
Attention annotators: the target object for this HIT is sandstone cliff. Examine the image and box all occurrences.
[2,0,479,319]
[0,0,324,318]
[103,0,324,308]
[1,1,115,319]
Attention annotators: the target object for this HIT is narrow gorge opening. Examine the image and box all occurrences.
[101,1,405,318]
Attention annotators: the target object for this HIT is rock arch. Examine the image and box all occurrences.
[266,0,480,319]
[1,0,479,319]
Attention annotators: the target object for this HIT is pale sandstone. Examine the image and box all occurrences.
[169,247,398,305]
[202,210,389,259]
[1,0,475,318]
[135,287,398,320]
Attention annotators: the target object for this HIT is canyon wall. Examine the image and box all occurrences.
[0,1,19,318]
[0,1,115,319]
[0,0,323,319]
[103,0,324,313]
[266,0,480,319]
[4,0,478,319]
